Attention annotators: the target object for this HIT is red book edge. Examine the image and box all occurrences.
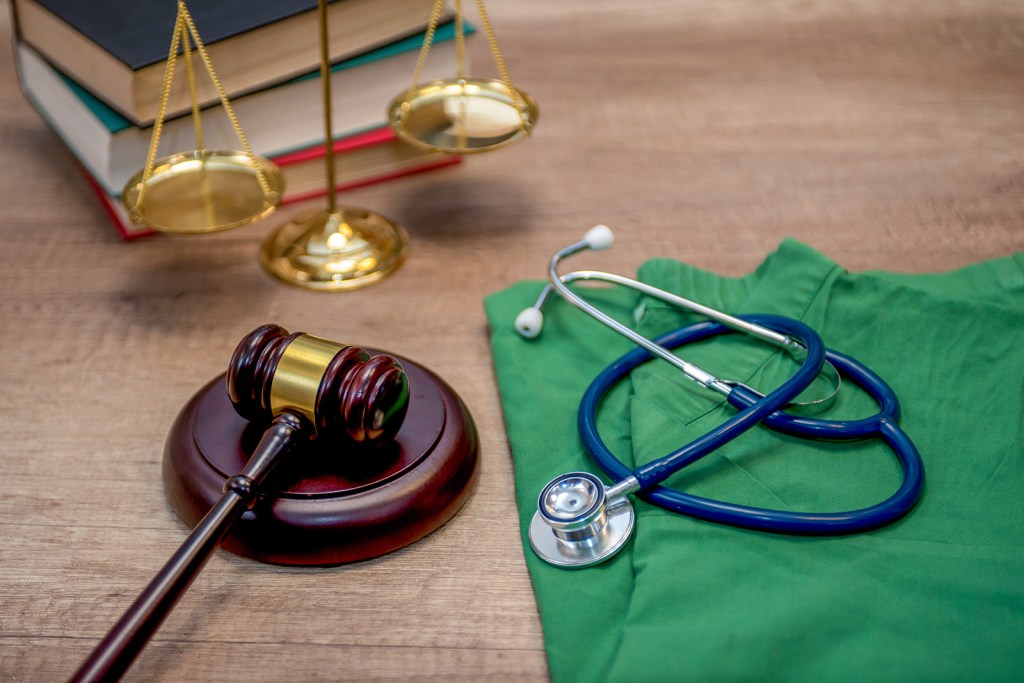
[280,155,460,206]
[75,127,461,240]
[79,166,157,241]
[274,126,400,166]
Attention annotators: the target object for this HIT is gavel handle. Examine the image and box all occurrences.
[69,412,309,683]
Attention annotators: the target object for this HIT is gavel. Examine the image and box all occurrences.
[70,324,410,683]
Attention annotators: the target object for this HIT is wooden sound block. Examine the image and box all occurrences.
[163,353,478,566]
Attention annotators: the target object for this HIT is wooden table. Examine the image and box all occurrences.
[1,1,1021,680]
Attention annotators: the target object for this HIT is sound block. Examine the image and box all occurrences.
[163,353,478,566]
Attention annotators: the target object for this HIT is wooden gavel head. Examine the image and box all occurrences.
[226,324,409,446]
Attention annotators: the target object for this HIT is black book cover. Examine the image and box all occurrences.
[34,0,341,70]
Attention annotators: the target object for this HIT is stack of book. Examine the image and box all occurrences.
[12,0,464,239]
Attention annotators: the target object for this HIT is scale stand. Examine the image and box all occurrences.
[260,0,408,291]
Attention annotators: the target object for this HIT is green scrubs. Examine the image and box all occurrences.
[485,239,1024,682]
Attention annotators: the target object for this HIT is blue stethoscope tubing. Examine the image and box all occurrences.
[579,314,925,534]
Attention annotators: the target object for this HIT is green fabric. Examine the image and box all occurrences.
[484,239,1024,682]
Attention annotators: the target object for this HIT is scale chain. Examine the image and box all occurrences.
[133,0,277,221]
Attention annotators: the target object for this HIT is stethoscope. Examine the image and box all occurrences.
[516,226,925,568]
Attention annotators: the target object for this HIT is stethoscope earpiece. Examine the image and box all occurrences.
[583,224,614,250]
[514,306,544,338]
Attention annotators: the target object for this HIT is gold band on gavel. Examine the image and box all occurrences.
[269,334,349,424]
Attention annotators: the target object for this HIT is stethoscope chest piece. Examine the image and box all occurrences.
[528,472,635,568]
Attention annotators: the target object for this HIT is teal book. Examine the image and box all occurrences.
[18,22,467,197]
[14,0,441,124]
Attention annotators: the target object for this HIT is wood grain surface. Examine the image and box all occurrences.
[1,1,1022,680]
